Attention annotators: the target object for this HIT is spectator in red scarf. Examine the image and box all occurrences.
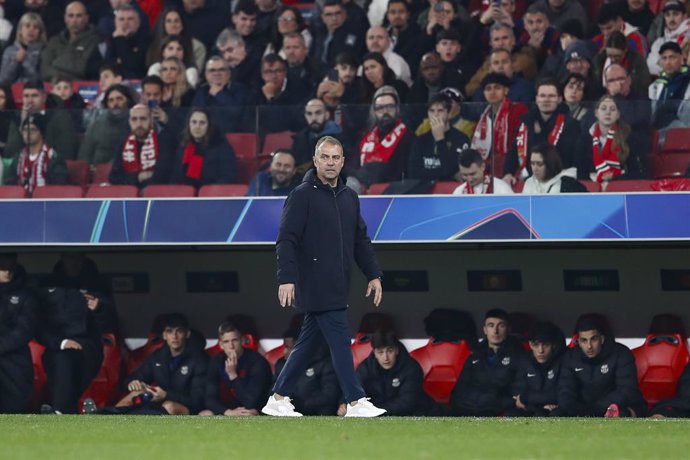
[6,113,67,195]
[453,148,514,195]
[109,104,174,187]
[170,108,237,188]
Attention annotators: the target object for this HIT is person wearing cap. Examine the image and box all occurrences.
[649,41,690,129]
[540,18,587,80]
[471,72,528,177]
[473,47,535,102]
[534,0,588,33]
[118,313,208,415]
[414,85,477,141]
[558,316,647,418]
[593,2,648,58]
[509,321,566,416]
[6,112,67,195]
[561,40,598,86]
[408,93,469,181]
[647,1,690,76]
[0,253,36,414]
[449,309,526,416]
[592,31,651,95]
[355,85,413,187]
[515,4,560,67]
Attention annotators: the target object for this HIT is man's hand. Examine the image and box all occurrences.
[152,106,168,125]
[502,174,516,185]
[366,278,383,307]
[337,403,347,416]
[138,171,153,183]
[278,283,295,307]
[225,350,238,380]
[514,394,526,410]
[84,293,100,311]
[63,339,82,350]
[528,30,545,49]
[149,385,167,402]
[543,404,558,411]
[430,115,446,141]
[224,407,257,416]
[128,380,146,392]
[15,47,26,63]
[262,82,281,100]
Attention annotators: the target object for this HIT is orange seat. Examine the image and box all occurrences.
[92,162,113,185]
[126,333,165,374]
[432,181,459,194]
[633,333,690,406]
[264,344,286,374]
[410,339,471,404]
[0,186,27,199]
[351,332,373,368]
[579,180,601,193]
[604,180,654,193]
[29,340,47,410]
[261,131,294,155]
[142,184,196,198]
[32,185,84,198]
[80,333,123,408]
[65,160,90,186]
[226,133,259,161]
[85,185,139,198]
[366,182,389,195]
[198,184,249,197]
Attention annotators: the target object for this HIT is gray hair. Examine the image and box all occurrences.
[314,136,343,157]
[216,28,244,49]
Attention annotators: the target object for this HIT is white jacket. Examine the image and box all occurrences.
[647,19,690,76]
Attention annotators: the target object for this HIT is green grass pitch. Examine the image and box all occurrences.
[2,415,689,459]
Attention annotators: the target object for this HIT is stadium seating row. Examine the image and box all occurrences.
[0,184,250,198]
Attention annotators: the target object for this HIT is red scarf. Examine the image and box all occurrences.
[472,99,511,161]
[591,123,623,183]
[182,142,204,180]
[359,119,407,165]
[121,130,159,174]
[516,113,565,178]
[460,174,493,195]
[17,144,54,194]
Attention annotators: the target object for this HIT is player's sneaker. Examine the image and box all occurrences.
[344,397,386,417]
[261,395,303,417]
[605,403,620,418]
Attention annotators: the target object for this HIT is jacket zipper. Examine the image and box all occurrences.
[332,186,346,300]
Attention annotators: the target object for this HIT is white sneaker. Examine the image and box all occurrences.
[344,397,386,417]
[261,395,303,417]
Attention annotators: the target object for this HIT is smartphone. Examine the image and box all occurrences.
[326,69,339,82]
[147,99,158,109]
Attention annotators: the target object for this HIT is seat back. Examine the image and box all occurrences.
[32,185,84,198]
[65,160,90,186]
[226,133,259,161]
[579,180,601,193]
[261,131,294,155]
[80,333,123,407]
[652,153,690,179]
[0,186,27,199]
[264,344,286,374]
[604,180,654,192]
[432,181,459,195]
[351,332,373,368]
[366,182,390,195]
[92,162,113,185]
[126,333,165,374]
[198,184,249,197]
[410,339,471,404]
[632,333,690,405]
[86,185,139,198]
[29,340,47,410]
[142,185,196,198]
[662,128,690,153]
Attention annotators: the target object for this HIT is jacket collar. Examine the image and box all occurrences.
[302,168,348,193]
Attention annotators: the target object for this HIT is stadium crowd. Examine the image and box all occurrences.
[0,0,689,196]
[1,251,689,418]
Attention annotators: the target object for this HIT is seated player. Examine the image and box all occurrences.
[200,321,271,416]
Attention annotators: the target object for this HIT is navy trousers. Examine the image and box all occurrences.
[273,309,366,403]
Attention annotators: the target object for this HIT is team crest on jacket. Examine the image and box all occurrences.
[392,378,400,388]
[180,365,189,375]
[305,368,315,377]
[10,296,19,304]
[547,369,555,380]
[600,364,609,374]
[501,357,511,366]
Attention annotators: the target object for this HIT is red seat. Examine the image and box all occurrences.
[236,159,259,185]
[652,153,690,179]
[86,185,139,198]
[92,162,113,185]
[65,160,90,186]
[579,180,601,193]
[432,181,459,194]
[126,333,165,374]
[604,180,655,193]
[32,185,84,198]
[410,339,471,404]
[261,131,294,155]
[0,186,27,199]
[11,82,23,109]
[366,182,389,195]
[264,344,286,374]
[662,128,690,153]
[513,181,525,193]
[633,333,690,406]
[226,133,259,161]
[29,340,47,410]
[142,184,196,198]
[198,184,249,197]
[80,333,123,408]
[351,332,373,368]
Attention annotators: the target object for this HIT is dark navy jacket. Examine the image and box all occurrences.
[276,169,382,312]
[512,348,565,413]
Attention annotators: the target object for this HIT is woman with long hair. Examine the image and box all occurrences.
[0,12,46,85]
[171,108,237,187]
[148,35,199,87]
[560,72,588,122]
[146,7,206,71]
[359,52,408,103]
[522,143,586,194]
[159,57,195,108]
[264,6,312,58]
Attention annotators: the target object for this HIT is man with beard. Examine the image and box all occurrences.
[386,0,423,77]
[354,86,413,188]
[292,98,350,174]
[509,321,566,417]
[246,149,298,197]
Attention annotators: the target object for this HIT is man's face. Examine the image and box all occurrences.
[205,59,230,86]
[566,57,590,76]
[605,46,625,65]
[599,19,623,38]
[65,2,88,34]
[283,36,307,66]
[163,326,189,353]
[270,152,296,186]
[219,330,244,358]
[141,83,162,104]
[427,102,449,125]
[219,41,246,67]
[535,84,561,115]
[99,70,122,90]
[664,10,686,31]
[129,106,151,139]
[490,26,515,50]
[484,82,509,104]
[435,39,460,63]
[387,2,409,28]
[605,65,631,96]
[336,63,356,83]
[22,89,45,111]
[313,141,344,183]
[627,0,646,11]
[460,162,485,187]
[563,78,584,103]
[322,5,346,32]
[529,340,554,364]
[660,49,683,74]
[232,11,257,36]
[373,94,399,129]
[483,316,509,347]
[524,12,548,37]
[106,90,128,110]
[578,329,604,359]
[261,61,287,87]
[304,100,328,132]
[116,10,139,35]
[374,346,399,370]
[21,122,42,146]
[489,50,513,77]
[529,152,547,181]
[419,54,443,84]
[25,0,46,9]
[182,0,204,13]
[366,27,389,53]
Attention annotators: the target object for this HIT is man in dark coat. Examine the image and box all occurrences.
[651,363,690,418]
[261,135,385,418]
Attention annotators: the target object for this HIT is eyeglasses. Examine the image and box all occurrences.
[206,67,228,73]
